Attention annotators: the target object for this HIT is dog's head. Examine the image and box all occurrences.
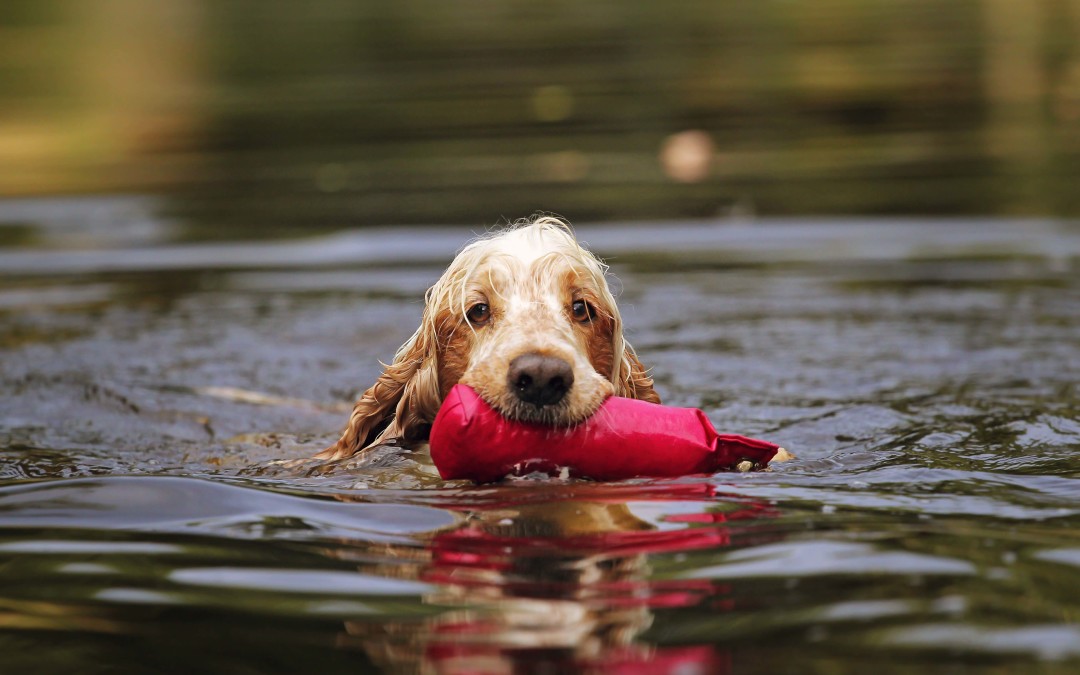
[320,217,658,460]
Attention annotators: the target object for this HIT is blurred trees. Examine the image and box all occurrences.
[1,0,1078,231]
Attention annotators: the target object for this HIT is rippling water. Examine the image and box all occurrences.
[1,200,1079,673]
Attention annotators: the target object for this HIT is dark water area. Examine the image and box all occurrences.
[2,199,1080,673]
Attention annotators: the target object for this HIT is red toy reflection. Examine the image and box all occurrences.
[377,481,781,675]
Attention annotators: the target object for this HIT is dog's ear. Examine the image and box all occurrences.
[316,328,441,461]
[616,343,661,403]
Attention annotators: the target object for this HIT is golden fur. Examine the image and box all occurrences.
[319,216,658,461]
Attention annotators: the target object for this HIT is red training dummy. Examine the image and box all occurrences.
[429,384,782,483]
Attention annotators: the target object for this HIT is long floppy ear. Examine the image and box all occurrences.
[316,325,441,461]
[615,342,661,403]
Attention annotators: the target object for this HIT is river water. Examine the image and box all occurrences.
[1,199,1079,674]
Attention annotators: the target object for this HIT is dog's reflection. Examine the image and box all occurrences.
[333,484,772,675]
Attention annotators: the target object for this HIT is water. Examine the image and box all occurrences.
[1,199,1079,674]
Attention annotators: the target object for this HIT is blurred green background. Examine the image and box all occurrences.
[2,0,1079,235]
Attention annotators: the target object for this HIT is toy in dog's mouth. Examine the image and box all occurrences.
[430,384,785,483]
[458,358,613,428]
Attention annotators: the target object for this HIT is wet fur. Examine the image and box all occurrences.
[318,216,658,461]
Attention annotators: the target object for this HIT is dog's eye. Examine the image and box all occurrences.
[571,299,593,323]
[466,302,491,325]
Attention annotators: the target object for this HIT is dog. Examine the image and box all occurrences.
[318,216,659,461]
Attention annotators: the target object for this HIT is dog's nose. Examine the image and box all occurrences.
[507,353,574,407]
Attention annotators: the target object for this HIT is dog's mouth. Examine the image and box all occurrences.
[477,383,612,428]
[494,396,587,427]
[453,379,605,427]
[458,357,613,427]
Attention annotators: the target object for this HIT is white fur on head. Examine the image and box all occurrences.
[318,215,657,461]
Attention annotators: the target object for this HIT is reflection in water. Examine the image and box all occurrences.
[0,476,783,674]
[335,483,774,674]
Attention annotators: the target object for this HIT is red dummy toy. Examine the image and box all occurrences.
[429,384,783,483]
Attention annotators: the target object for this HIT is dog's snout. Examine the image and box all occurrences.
[507,353,574,407]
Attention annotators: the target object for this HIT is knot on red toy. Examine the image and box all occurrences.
[429,384,781,483]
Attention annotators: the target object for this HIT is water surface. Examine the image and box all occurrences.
[1,202,1079,673]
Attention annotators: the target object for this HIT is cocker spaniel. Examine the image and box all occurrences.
[318,216,659,461]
